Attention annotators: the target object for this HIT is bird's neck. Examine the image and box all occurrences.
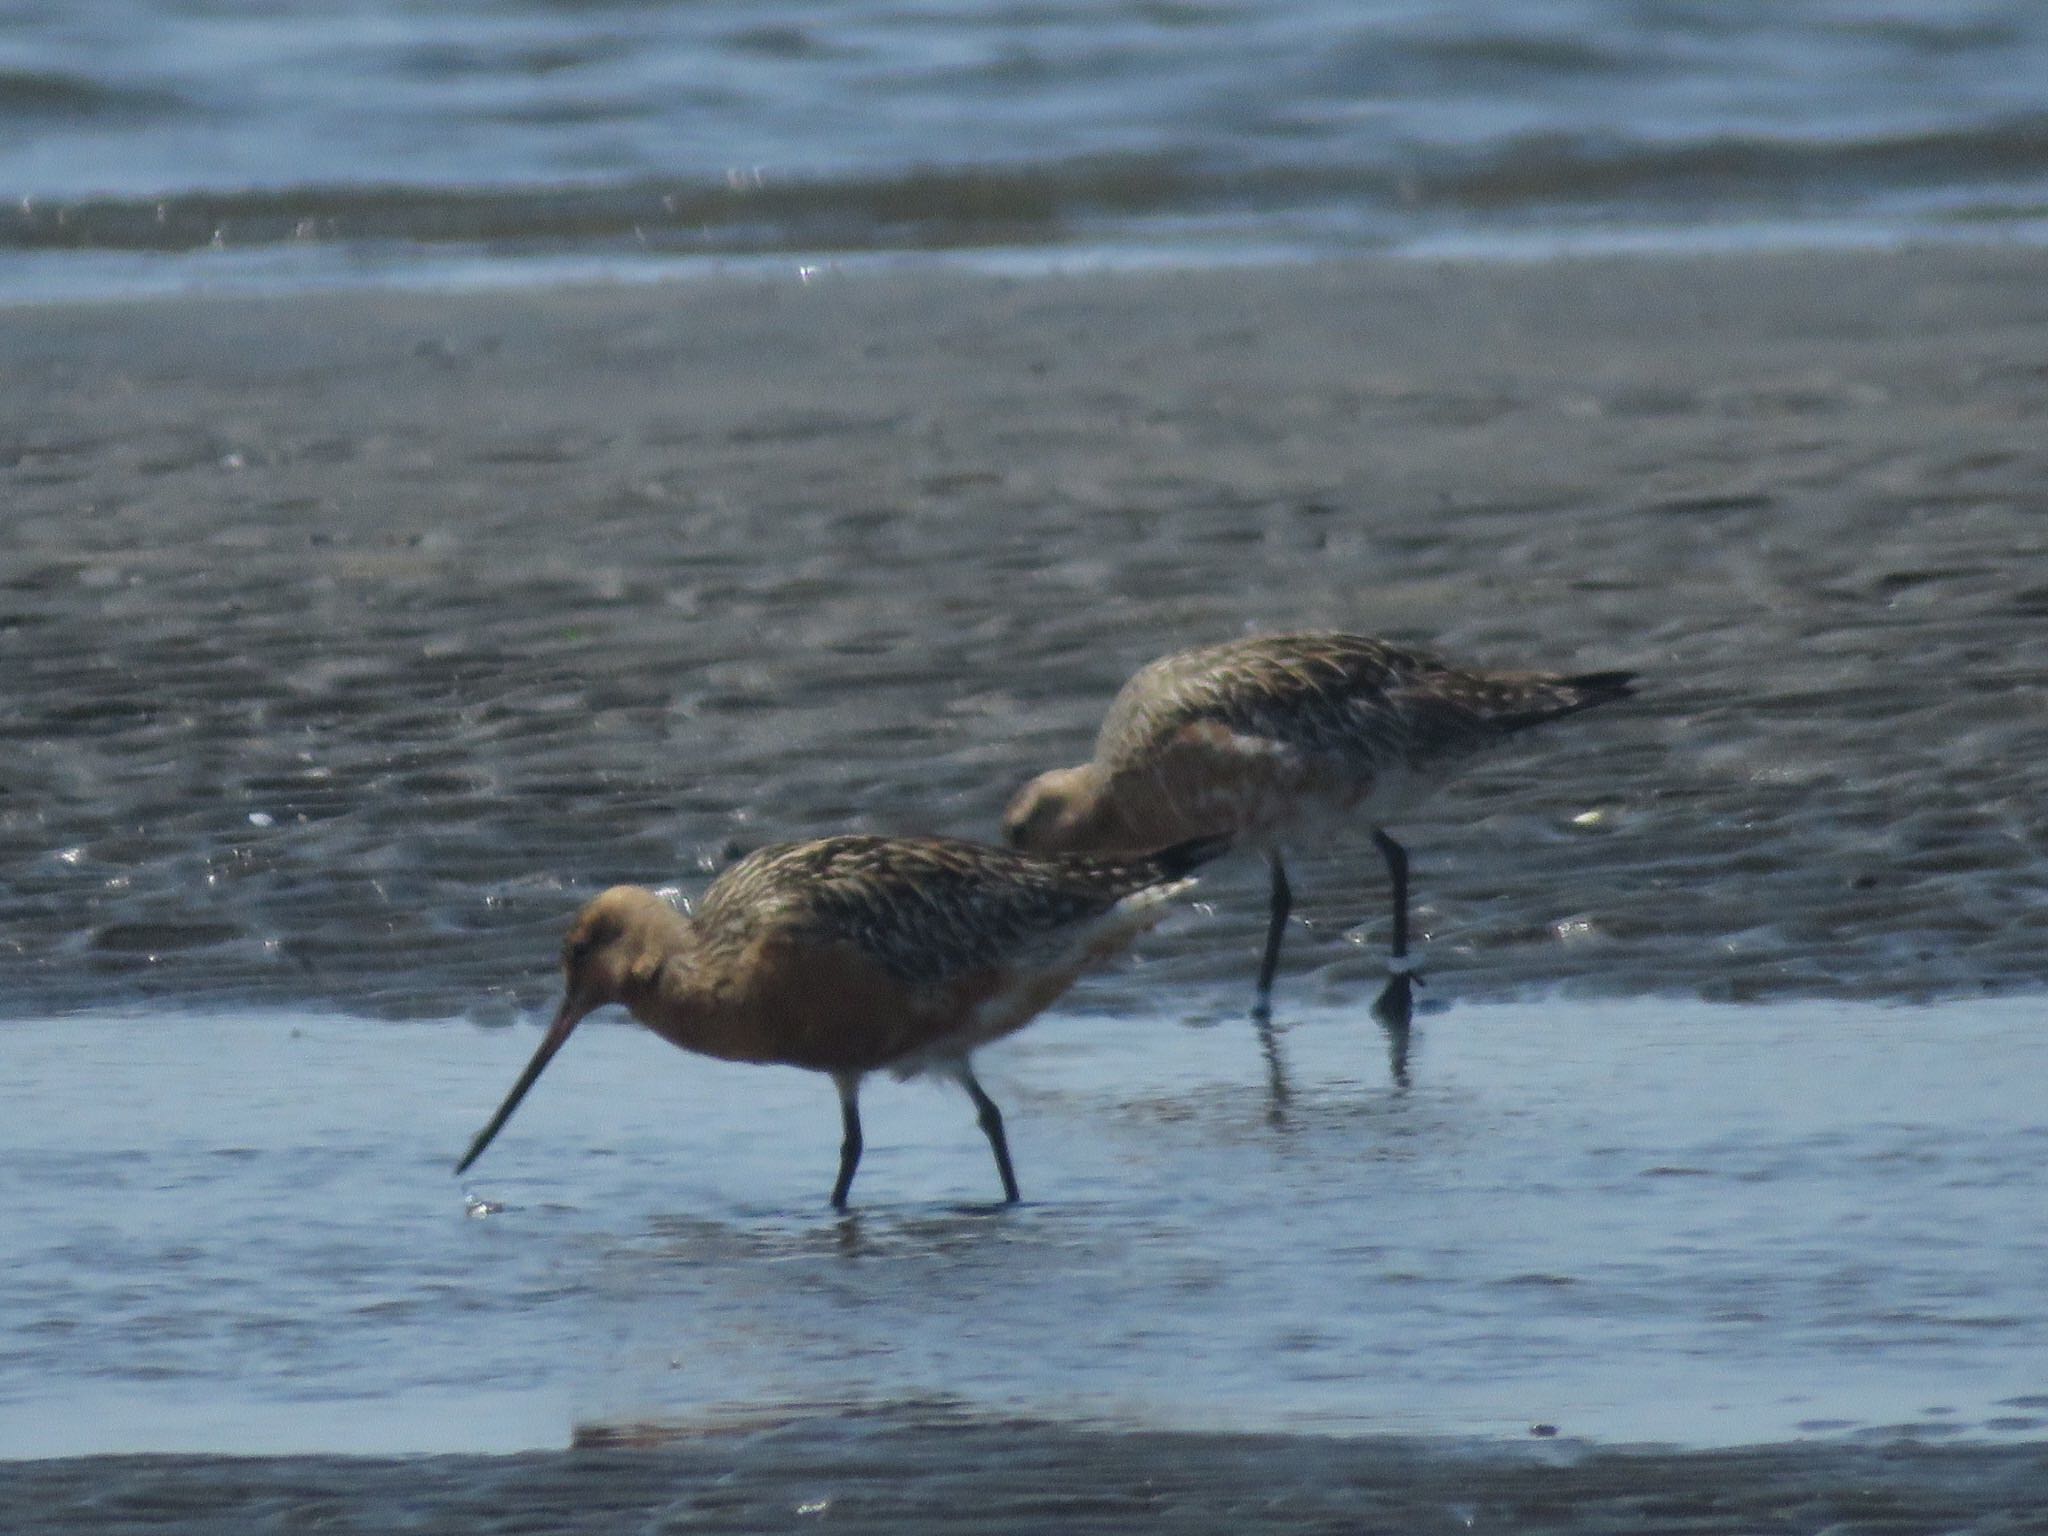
[1079,766,1195,853]
[625,944,775,1065]
[1045,763,1139,851]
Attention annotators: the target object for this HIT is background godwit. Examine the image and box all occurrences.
[1004,632,1635,1077]
[455,832,1226,1207]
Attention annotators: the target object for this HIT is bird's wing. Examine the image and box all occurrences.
[702,836,1165,987]
[1103,634,1431,763]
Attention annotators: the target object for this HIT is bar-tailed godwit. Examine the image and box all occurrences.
[1003,632,1635,1048]
[456,832,1227,1207]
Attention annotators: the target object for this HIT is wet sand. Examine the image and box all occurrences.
[10,1417,2048,1536]
[5,245,2048,1020]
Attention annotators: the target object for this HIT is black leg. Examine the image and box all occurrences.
[959,1066,1021,1204]
[1372,829,1410,958]
[1253,853,1293,1015]
[1253,1008,1292,1123]
[830,1077,863,1210]
[1370,830,1419,1054]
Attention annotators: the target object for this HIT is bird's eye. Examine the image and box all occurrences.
[565,938,592,967]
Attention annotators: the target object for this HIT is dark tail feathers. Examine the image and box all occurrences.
[1145,833,1236,882]
[1495,669,1638,732]
[1563,669,1638,703]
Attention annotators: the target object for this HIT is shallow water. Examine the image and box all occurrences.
[7,0,2048,297]
[7,994,2046,1460]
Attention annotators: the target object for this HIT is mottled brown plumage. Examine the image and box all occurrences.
[456,832,1228,1207]
[1004,632,1635,1035]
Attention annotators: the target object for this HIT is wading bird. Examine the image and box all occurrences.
[456,832,1226,1207]
[1003,632,1635,1067]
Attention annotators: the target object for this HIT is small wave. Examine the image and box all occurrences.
[9,114,2048,264]
[1396,31,1636,77]
[0,158,1193,258]
[0,68,189,123]
[1414,115,2048,211]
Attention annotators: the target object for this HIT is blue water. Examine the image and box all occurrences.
[7,995,2047,1458]
[5,0,2048,297]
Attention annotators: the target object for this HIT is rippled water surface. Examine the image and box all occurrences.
[6,0,2048,295]
[5,996,2047,1459]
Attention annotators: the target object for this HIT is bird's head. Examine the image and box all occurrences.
[455,886,689,1175]
[1002,763,1118,853]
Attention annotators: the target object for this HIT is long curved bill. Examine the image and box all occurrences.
[454,996,588,1174]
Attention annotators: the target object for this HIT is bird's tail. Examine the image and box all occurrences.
[1491,669,1638,732]
[1142,832,1236,882]
[1049,833,1232,972]
[1561,669,1638,703]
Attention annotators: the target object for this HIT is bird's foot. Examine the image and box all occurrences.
[1372,961,1422,1030]
[943,1198,1022,1216]
[1373,961,1418,1088]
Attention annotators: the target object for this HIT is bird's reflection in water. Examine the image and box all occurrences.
[1373,982,1415,1092]
[826,1201,1031,1262]
[1251,1004,1292,1126]
[831,1209,865,1258]
[1251,975,1416,1121]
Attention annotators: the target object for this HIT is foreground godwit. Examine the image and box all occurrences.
[456,832,1227,1207]
[1003,632,1635,1048]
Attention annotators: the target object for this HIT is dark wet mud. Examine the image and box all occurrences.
[9,1412,2048,1535]
[6,247,2047,1022]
